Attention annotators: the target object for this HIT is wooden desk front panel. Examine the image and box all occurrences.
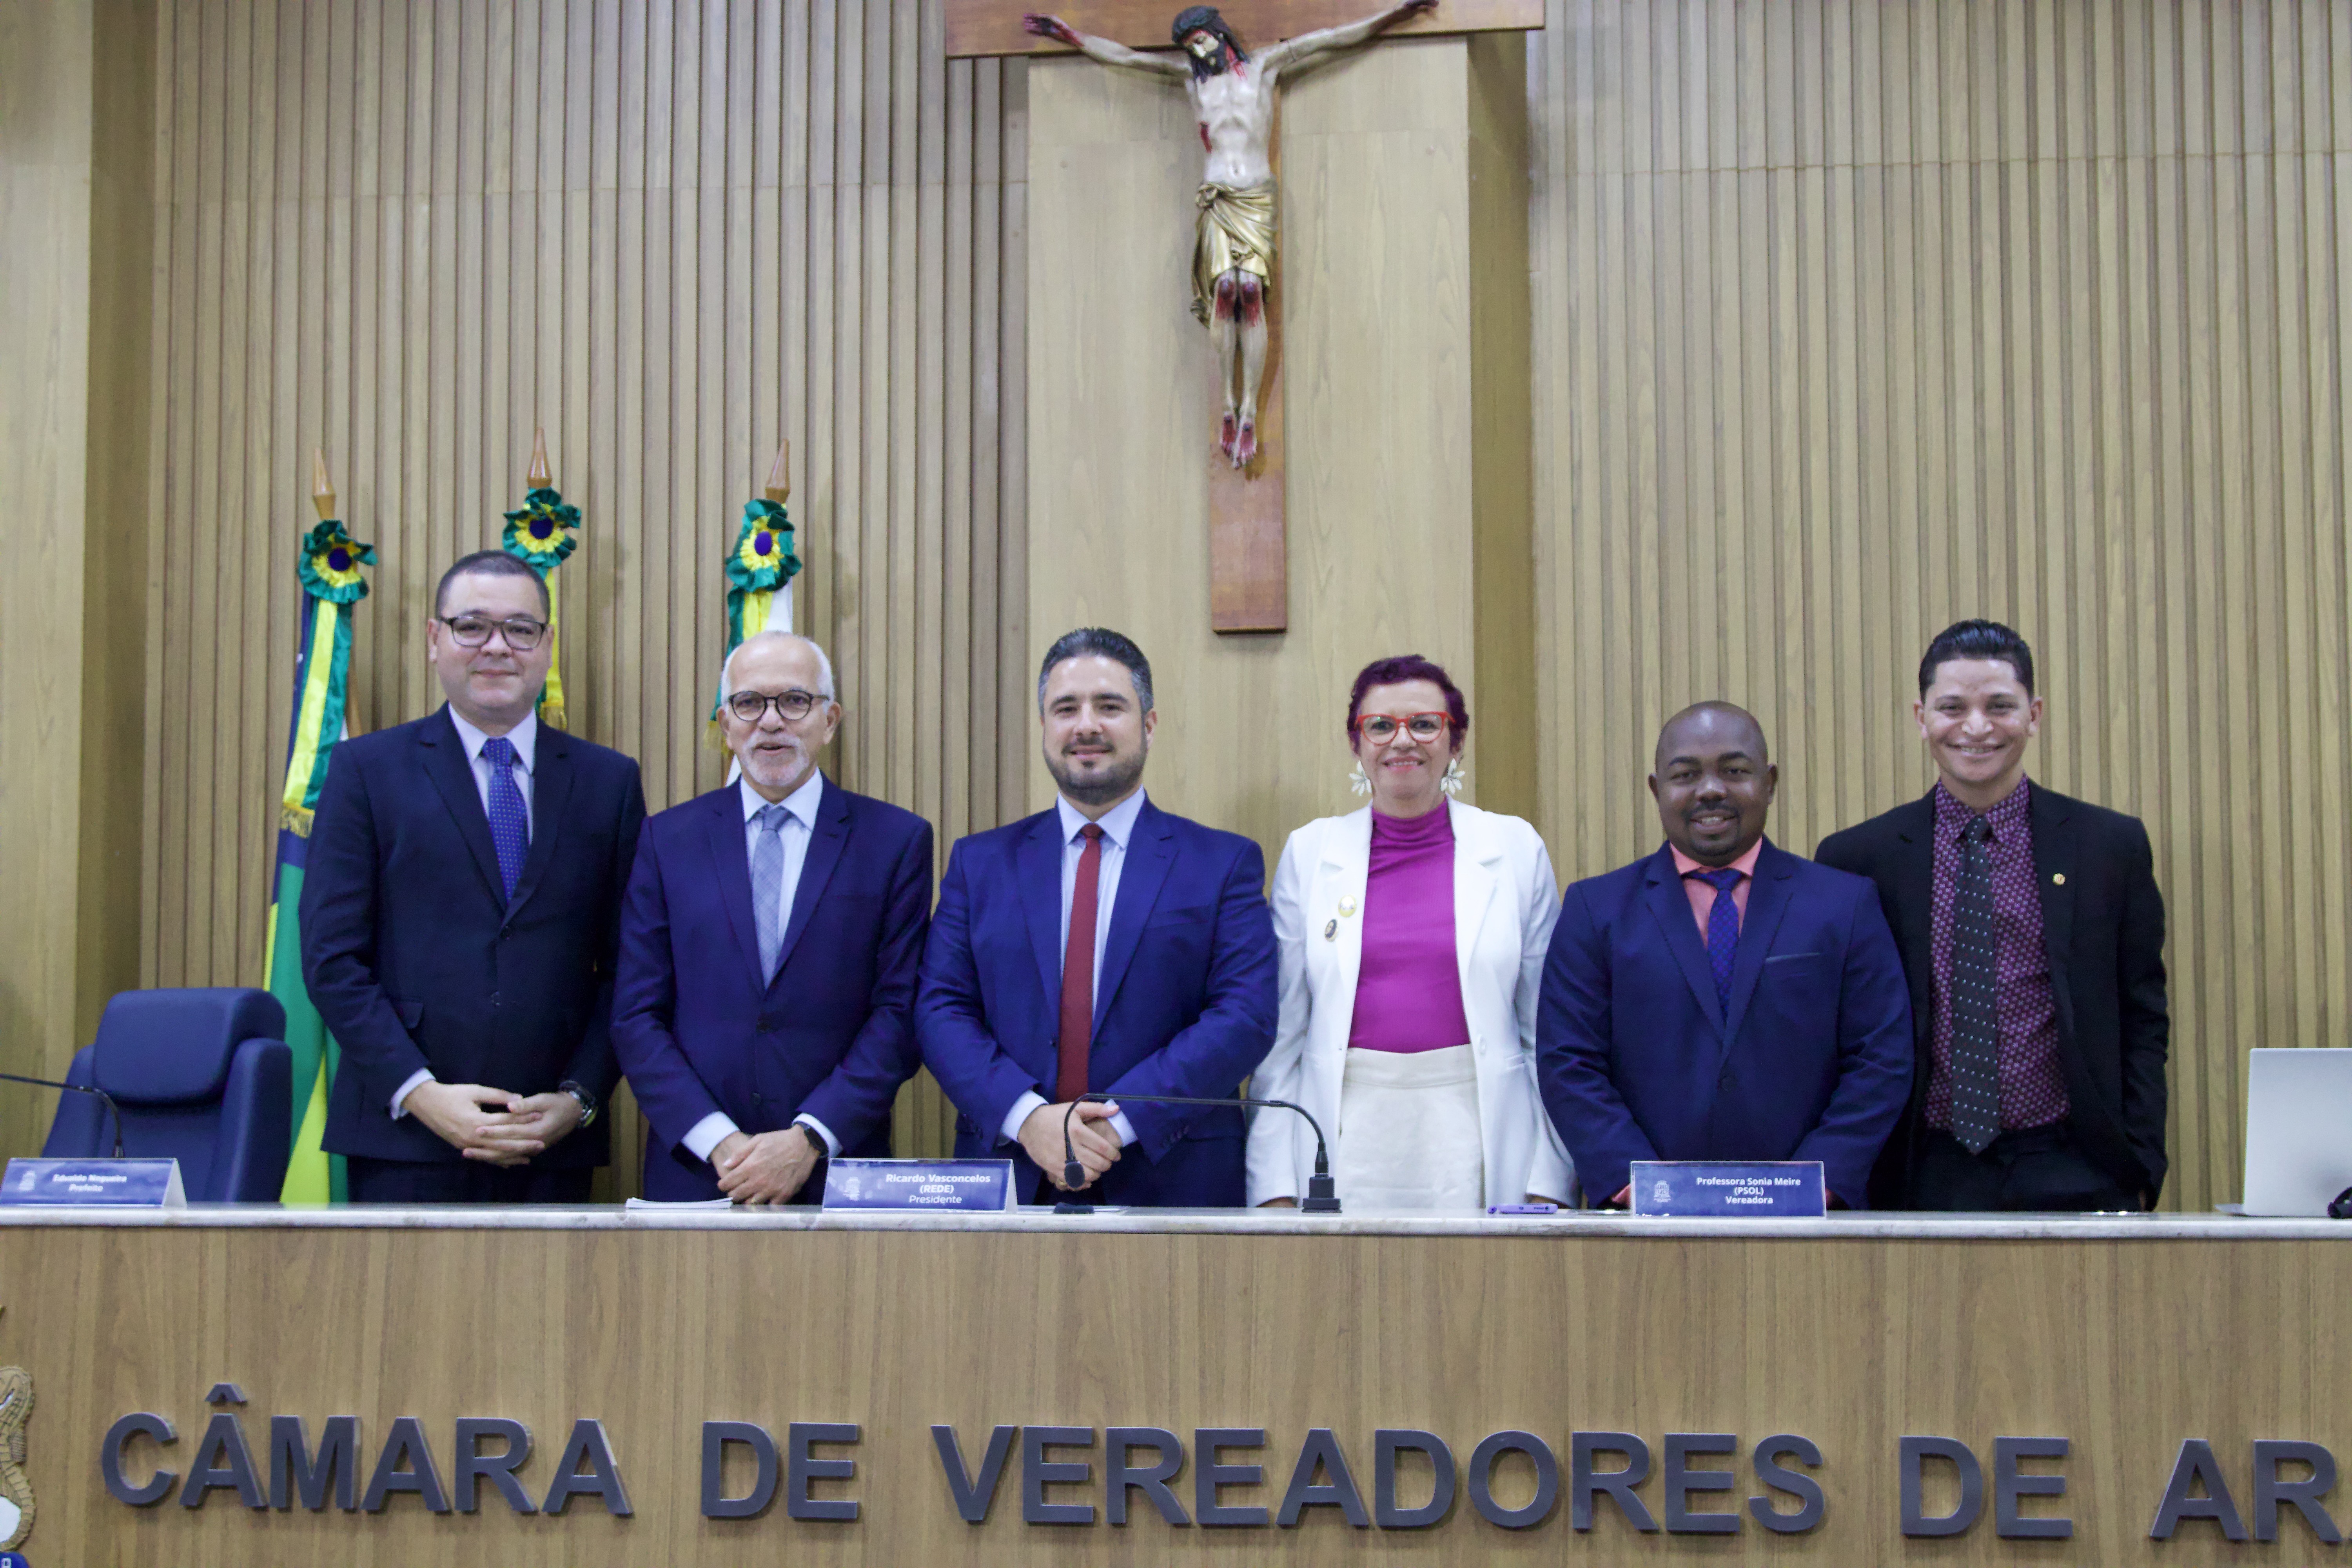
[0,1226,2330,1563]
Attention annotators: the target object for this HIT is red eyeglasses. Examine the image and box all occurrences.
[1353,713,1450,743]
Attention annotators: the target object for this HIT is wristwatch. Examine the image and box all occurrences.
[797,1123,829,1159]
[557,1080,599,1130]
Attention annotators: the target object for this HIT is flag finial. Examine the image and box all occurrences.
[764,441,791,504]
[312,448,336,519]
[527,426,553,488]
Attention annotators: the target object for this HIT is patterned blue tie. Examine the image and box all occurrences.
[750,803,789,981]
[479,736,529,900]
[1690,866,1745,1018]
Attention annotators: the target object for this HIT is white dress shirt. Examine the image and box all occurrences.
[997,789,1148,1150]
[390,708,541,1118]
[448,706,538,830]
[679,770,842,1164]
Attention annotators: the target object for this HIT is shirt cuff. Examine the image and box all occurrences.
[1107,1111,1139,1149]
[390,1069,435,1120]
[682,1112,741,1164]
[792,1113,841,1158]
[999,1091,1047,1146]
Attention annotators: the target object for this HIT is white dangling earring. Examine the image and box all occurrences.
[1348,760,1372,798]
[1441,758,1466,797]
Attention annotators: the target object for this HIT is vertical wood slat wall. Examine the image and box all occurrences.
[1530,0,2352,1213]
[134,0,2346,1210]
[138,0,1030,1172]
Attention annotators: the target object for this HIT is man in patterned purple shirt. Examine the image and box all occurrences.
[1817,620,2170,1211]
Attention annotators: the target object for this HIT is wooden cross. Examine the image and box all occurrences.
[947,0,1539,634]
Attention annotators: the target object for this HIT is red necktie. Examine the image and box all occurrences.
[1056,824,1105,1104]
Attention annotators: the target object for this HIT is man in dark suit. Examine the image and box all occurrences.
[916,628,1278,1206]
[612,632,931,1203]
[1538,702,1913,1208]
[302,550,646,1203]
[1816,620,2169,1211]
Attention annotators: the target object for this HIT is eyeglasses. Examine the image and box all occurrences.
[1353,712,1449,743]
[726,688,828,724]
[440,614,548,651]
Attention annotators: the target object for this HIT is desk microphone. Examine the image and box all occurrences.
[1057,1092,1339,1214]
[0,1071,125,1159]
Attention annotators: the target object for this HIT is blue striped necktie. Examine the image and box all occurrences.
[751,803,789,980]
[479,736,529,900]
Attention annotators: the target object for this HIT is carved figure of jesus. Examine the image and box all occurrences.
[1024,2,1437,469]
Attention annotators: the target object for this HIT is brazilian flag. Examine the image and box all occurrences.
[500,485,580,728]
[264,515,374,1203]
[710,495,802,722]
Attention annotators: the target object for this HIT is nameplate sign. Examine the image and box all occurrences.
[1630,1160,1824,1218]
[822,1159,1015,1212]
[0,1158,186,1209]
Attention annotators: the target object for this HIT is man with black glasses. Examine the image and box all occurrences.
[612,631,932,1201]
[302,550,646,1203]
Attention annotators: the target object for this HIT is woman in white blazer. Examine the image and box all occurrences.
[1246,655,1572,1209]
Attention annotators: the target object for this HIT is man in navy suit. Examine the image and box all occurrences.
[916,628,1278,1206]
[302,551,647,1203]
[612,631,931,1203]
[1537,702,1912,1207]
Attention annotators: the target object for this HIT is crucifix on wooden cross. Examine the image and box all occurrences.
[947,0,1540,632]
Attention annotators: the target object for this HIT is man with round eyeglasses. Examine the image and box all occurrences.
[612,631,933,1203]
[301,550,647,1203]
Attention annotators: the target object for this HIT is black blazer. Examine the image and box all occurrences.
[300,706,647,1167]
[1815,784,2169,1207]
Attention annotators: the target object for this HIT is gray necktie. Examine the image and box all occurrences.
[1948,817,2003,1154]
[751,803,789,981]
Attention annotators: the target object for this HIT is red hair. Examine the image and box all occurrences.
[1345,655,1469,745]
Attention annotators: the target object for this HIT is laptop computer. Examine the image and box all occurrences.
[2241,1048,2352,1216]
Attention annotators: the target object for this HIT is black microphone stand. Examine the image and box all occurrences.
[0,1070,126,1159]
[1055,1091,1339,1215]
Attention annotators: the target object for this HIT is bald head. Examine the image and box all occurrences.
[1649,701,1777,867]
[720,630,835,702]
[1654,701,1768,771]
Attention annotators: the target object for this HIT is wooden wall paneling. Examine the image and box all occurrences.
[0,0,153,1143]
[130,1,1031,1177]
[117,0,2352,1210]
[1526,0,2352,1212]
[998,58,1032,823]
[1027,35,1534,864]
[74,0,161,1038]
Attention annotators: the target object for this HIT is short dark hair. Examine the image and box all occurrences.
[1346,654,1469,744]
[1918,618,2035,697]
[436,549,549,617]
[1038,627,1153,712]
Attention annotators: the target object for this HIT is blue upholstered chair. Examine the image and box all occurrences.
[41,988,293,1203]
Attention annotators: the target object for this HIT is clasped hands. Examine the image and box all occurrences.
[405,1080,582,1167]
[710,1128,824,1206]
[1019,1100,1125,1191]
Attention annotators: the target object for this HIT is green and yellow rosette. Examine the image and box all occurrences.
[499,485,581,728]
[710,496,802,727]
[280,519,376,834]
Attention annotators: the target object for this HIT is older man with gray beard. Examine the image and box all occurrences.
[612,631,934,1202]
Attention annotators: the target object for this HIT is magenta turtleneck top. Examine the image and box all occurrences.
[1346,804,1473,1053]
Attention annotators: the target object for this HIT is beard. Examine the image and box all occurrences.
[736,733,812,794]
[1187,45,1231,80]
[1047,742,1147,806]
